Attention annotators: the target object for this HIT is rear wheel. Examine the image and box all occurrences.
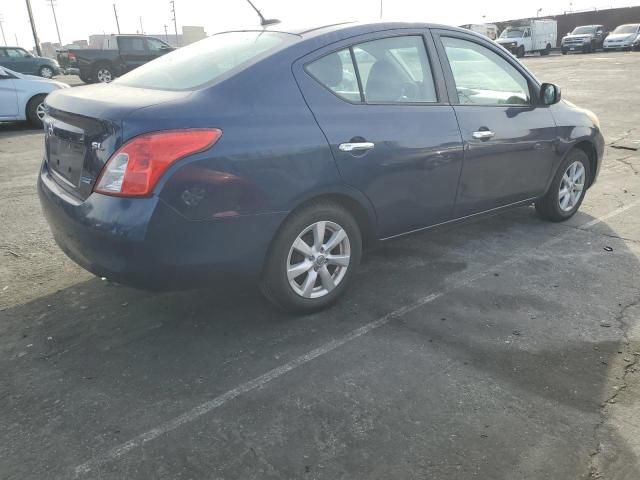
[78,73,93,83]
[93,64,114,83]
[260,202,362,313]
[26,94,47,128]
[39,66,54,78]
[535,149,590,222]
[541,44,551,56]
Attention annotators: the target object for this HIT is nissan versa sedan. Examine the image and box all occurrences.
[38,22,604,312]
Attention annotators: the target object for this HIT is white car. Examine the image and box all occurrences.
[0,65,70,128]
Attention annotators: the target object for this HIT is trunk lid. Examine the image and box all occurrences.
[43,84,191,201]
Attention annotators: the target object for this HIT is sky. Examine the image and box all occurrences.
[1,0,638,47]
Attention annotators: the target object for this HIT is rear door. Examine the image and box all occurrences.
[432,30,558,217]
[117,37,148,73]
[294,30,464,238]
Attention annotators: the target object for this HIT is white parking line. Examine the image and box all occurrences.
[74,199,640,477]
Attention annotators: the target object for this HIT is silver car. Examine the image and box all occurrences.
[603,24,640,51]
[0,66,69,127]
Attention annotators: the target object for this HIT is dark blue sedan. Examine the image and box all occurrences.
[38,22,604,312]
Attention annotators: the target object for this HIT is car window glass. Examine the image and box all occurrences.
[119,38,146,52]
[353,36,437,103]
[6,49,27,58]
[146,38,167,51]
[0,50,6,57]
[115,31,292,91]
[442,36,530,106]
[306,49,360,102]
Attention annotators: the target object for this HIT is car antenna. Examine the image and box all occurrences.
[245,0,280,27]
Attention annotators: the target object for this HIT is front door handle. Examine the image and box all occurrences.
[472,130,495,140]
[339,142,375,152]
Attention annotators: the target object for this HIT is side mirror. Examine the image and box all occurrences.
[26,52,34,58]
[160,45,172,50]
[541,83,561,105]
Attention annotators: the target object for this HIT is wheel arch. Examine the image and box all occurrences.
[25,93,46,120]
[573,140,598,188]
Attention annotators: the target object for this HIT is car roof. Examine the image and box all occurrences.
[264,21,464,40]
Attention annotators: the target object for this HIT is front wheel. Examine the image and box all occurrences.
[535,149,591,222]
[260,202,362,313]
[26,94,47,128]
[517,46,525,58]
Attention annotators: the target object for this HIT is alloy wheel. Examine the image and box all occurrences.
[35,102,46,121]
[558,161,586,212]
[97,69,113,83]
[40,67,53,78]
[286,221,351,299]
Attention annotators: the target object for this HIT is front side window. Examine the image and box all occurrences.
[442,36,531,106]
[306,35,437,104]
[147,38,168,52]
[6,48,28,58]
[115,31,292,91]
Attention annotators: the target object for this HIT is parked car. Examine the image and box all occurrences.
[62,34,174,84]
[38,22,603,312]
[0,66,69,127]
[603,24,640,51]
[461,23,499,40]
[496,19,557,57]
[0,46,61,78]
[561,25,607,54]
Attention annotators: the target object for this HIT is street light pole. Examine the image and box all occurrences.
[46,0,63,46]
[0,16,7,46]
[139,16,144,35]
[170,1,179,47]
[113,3,121,34]
[25,0,42,56]
[164,24,169,43]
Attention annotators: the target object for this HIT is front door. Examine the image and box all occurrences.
[0,72,18,118]
[295,31,464,238]
[433,31,558,218]
[117,37,148,73]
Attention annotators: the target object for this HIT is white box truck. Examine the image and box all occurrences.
[461,23,499,40]
[496,19,558,57]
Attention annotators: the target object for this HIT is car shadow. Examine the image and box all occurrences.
[1,206,638,479]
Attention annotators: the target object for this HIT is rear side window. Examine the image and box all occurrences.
[119,37,146,52]
[306,35,437,104]
[115,31,293,91]
[305,49,360,102]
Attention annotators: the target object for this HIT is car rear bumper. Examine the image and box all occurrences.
[38,162,286,290]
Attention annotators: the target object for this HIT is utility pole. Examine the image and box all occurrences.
[163,24,169,43]
[170,1,179,46]
[380,0,383,19]
[139,16,144,35]
[25,0,42,56]
[113,3,121,34]
[46,0,63,46]
[0,15,7,46]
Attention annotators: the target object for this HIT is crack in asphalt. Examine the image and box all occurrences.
[587,296,640,479]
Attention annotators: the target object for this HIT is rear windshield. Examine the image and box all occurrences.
[115,31,294,91]
[613,24,639,34]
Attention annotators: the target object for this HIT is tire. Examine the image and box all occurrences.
[517,46,525,58]
[541,44,551,56]
[93,63,114,83]
[562,50,567,55]
[79,73,93,83]
[535,149,591,222]
[39,65,54,78]
[260,201,362,313]
[26,94,47,128]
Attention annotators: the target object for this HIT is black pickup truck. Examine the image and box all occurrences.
[560,25,608,54]
[58,34,173,83]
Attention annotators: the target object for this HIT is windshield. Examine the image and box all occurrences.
[572,26,595,34]
[500,29,523,39]
[613,24,640,34]
[115,31,294,91]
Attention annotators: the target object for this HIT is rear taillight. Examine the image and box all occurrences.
[94,129,222,197]
[68,52,76,61]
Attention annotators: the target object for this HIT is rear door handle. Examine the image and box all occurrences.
[339,142,375,152]
[472,130,495,140]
